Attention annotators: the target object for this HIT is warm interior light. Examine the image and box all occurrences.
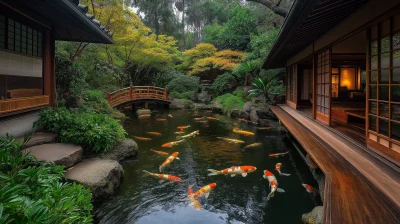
[340,68,356,89]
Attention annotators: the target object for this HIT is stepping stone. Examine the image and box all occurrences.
[24,143,82,168]
[19,132,58,149]
[65,159,124,201]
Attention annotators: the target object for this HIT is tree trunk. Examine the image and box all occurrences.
[181,0,185,50]
[246,0,288,18]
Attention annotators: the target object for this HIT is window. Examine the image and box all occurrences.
[286,64,297,103]
[316,49,331,116]
[368,17,400,141]
[0,14,42,57]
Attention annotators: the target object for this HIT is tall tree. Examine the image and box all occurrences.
[246,0,288,17]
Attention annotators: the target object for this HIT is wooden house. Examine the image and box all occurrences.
[0,0,113,137]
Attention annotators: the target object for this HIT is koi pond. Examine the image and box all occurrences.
[95,109,320,224]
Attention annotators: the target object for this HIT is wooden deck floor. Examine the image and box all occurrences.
[270,105,400,224]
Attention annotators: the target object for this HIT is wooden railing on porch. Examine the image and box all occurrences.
[0,95,50,115]
[107,86,168,107]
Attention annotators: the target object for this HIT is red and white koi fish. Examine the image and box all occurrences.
[275,163,291,176]
[133,136,152,141]
[191,183,217,199]
[269,152,289,157]
[159,152,179,172]
[208,166,257,177]
[138,114,151,118]
[188,184,202,210]
[174,131,185,135]
[150,149,169,156]
[302,184,319,195]
[142,170,182,182]
[177,130,199,140]
[161,139,185,148]
[194,117,205,121]
[217,137,245,144]
[207,117,217,120]
[146,132,162,136]
[263,170,285,200]
[177,125,191,131]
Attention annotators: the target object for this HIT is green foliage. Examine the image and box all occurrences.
[211,73,238,96]
[166,75,200,93]
[0,135,93,223]
[246,29,279,61]
[81,90,125,119]
[35,107,126,152]
[170,91,195,100]
[248,75,285,104]
[215,91,245,114]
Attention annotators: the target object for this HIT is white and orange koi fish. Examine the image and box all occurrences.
[168,114,173,118]
[232,128,255,136]
[194,117,205,121]
[302,184,319,195]
[208,166,257,177]
[142,170,182,182]
[161,139,185,148]
[190,183,217,199]
[241,143,262,151]
[133,136,152,141]
[188,184,202,210]
[207,117,217,120]
[150,149,169,156]
[177,125,191,131]
[216,137,245,144]
[269,152,289,157]
[146,132,162,136]
[138,114,151,118]
[275,163,291,176]
[238,118,250,123]
[177,130,199,140]
[263,170,285,200]
[159,152,179,172]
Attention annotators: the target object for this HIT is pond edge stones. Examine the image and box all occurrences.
[65,159,124,201]
[96,138,138,162]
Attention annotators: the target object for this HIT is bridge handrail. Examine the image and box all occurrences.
[107,86,168,107]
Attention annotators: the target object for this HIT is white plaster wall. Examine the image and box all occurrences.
[0,50,42,77]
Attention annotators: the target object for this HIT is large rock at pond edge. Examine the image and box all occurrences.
[197,91,212,104]
[98,139,138,161]
[65,159,124,201]
[250,109,260,123]
[169,99,193,109]
[302,206,323,224]
[241,102,253,113]
[230,109,240,118]
[137,109,151,115]
[24,143,82,168]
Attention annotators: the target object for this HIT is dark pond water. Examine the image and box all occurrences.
[95,109,320,224]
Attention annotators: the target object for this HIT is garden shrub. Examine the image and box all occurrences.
[35,107,126,152]
[211,73,238,96]
[170,91,195,100]
[0,135,93,223]
[215,91,245,115]
[82,89,125,119]
[166,75,200,93]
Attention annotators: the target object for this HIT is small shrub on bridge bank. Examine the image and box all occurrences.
[170,91,195,100]
[35,107,126,152]
[215,90,245,115]
[212,72,239,97]
[0,135,93,223]
[82,89,125,119]
[166,75,200,93]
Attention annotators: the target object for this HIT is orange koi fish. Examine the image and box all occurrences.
[263,170,285,200]
[194,117,205,121]
[257,126,273,131]
[275,163,291,176]
[150,149,169,156]
[238,118,250,123]
[133,136,152,141]
[269,152,289,157]
[139,114,151,118]
[188,185,202,210]
[161,139,185,148]
[206,110,213,113]
[142,170,182,182]
[302,184,319,195]
[168,114,173,118]
[177,125,191,131]
[159,152,179,172]
[216,137,245,144]
[146,132,162,136]
[157,118,167,121]
[177,130,199,139]
[241,143,262,151]
[191,183,217,199]
[232,128,255,136]
[207,166,257,177]
[174,131,185,135]
[207,117,217,120]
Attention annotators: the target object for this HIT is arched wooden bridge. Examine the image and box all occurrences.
[107,86,170,108]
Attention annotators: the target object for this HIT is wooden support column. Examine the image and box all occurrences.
[43,27,56,107]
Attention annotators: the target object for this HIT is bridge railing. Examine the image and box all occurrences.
[107,86,168,107]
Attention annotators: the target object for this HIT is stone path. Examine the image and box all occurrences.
[24,143,82,168]
[18,132,58,149]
